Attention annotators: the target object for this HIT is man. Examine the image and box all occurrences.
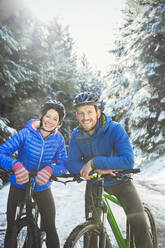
[67,92,153,248]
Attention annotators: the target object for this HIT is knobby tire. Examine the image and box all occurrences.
[143,204,157,248]
[64,220,112,248]
[126,204,157,248]
[16,217,42,248]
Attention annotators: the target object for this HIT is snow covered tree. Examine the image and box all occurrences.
[103,0,165,165]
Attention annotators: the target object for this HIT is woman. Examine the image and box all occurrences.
[0,100,67,248]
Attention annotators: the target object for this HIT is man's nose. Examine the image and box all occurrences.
[83,113,89,119]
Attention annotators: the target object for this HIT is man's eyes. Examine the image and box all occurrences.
[78,111,93,115]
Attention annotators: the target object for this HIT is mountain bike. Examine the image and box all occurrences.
[0,170,84,248]
[8,171,47,248]
[0,169,65,248]
[63,169,157,248]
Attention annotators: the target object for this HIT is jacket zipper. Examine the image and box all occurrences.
[89,137,94,159]
[38,132,45,171]
[32,132,45,190]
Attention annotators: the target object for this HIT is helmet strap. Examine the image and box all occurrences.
[39,126,55,133]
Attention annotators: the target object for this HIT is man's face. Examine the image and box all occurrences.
[76,105,101,134]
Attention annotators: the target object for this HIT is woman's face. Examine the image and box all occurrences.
[42,108,60,132]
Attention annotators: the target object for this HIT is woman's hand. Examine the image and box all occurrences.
[12,162,29,184]
[36,166,53,185]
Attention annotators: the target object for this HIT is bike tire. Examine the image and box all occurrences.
[16,217,41,248]
[126,204,157,248]
[64,220,112,248]
[143,204,157,248]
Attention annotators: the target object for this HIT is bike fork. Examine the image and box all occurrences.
[100,205,108,248]
[100,227,107,248]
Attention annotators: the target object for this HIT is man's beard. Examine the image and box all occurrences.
[80,122,97,134]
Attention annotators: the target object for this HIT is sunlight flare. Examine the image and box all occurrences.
[23,0,59,22]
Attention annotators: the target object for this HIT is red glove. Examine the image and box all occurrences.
[36,166,53,185]
[12,162,29,184]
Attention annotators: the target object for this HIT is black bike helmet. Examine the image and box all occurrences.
[40,100,65,124]
[73,92,101,107]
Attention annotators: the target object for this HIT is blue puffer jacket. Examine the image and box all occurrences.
[0,119,67,191]
[67,114,134,186]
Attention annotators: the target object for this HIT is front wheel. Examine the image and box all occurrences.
[143,204,157,248]
[64,220,112,248]
[16,217,41,248]
[126,204,157,248]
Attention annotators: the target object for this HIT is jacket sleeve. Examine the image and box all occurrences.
[0,129,26,171]
[50,135,67,176]
[66,131,85,174]
[93,124,134,170]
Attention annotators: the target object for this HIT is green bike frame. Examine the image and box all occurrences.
[103,192,130,248]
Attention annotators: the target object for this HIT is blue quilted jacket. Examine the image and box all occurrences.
[67,114,134,186]
[0,119,67,191]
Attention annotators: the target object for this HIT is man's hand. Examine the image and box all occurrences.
[95,169,116,176]
[80,160,93,180]
[80,160,117,179]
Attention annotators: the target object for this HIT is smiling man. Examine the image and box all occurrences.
[67,92,153,248]
[76,104,101,135]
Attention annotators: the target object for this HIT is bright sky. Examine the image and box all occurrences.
[23,0,126,72]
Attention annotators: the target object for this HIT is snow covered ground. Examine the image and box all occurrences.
[0,154,165,247]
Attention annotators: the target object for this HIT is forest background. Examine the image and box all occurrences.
[0,0,164,172]
[0,0,165,246]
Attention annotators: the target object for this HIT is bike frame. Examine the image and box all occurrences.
[103,192,130,248]
[15,179,38,222]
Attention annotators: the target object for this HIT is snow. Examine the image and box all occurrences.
[135,154,165,193]
[0,120,16,138]
[160,97,165,103]
[158,111,165,121]
[0,155,165,247]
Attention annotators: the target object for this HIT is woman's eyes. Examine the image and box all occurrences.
[45,115,58,122]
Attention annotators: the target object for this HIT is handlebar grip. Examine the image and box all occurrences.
[116,169,140,174]
[131,168,140,173]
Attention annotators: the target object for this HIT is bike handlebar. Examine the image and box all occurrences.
[53,168,140,178]
[51,168,141,183]
[0,168,141,186]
